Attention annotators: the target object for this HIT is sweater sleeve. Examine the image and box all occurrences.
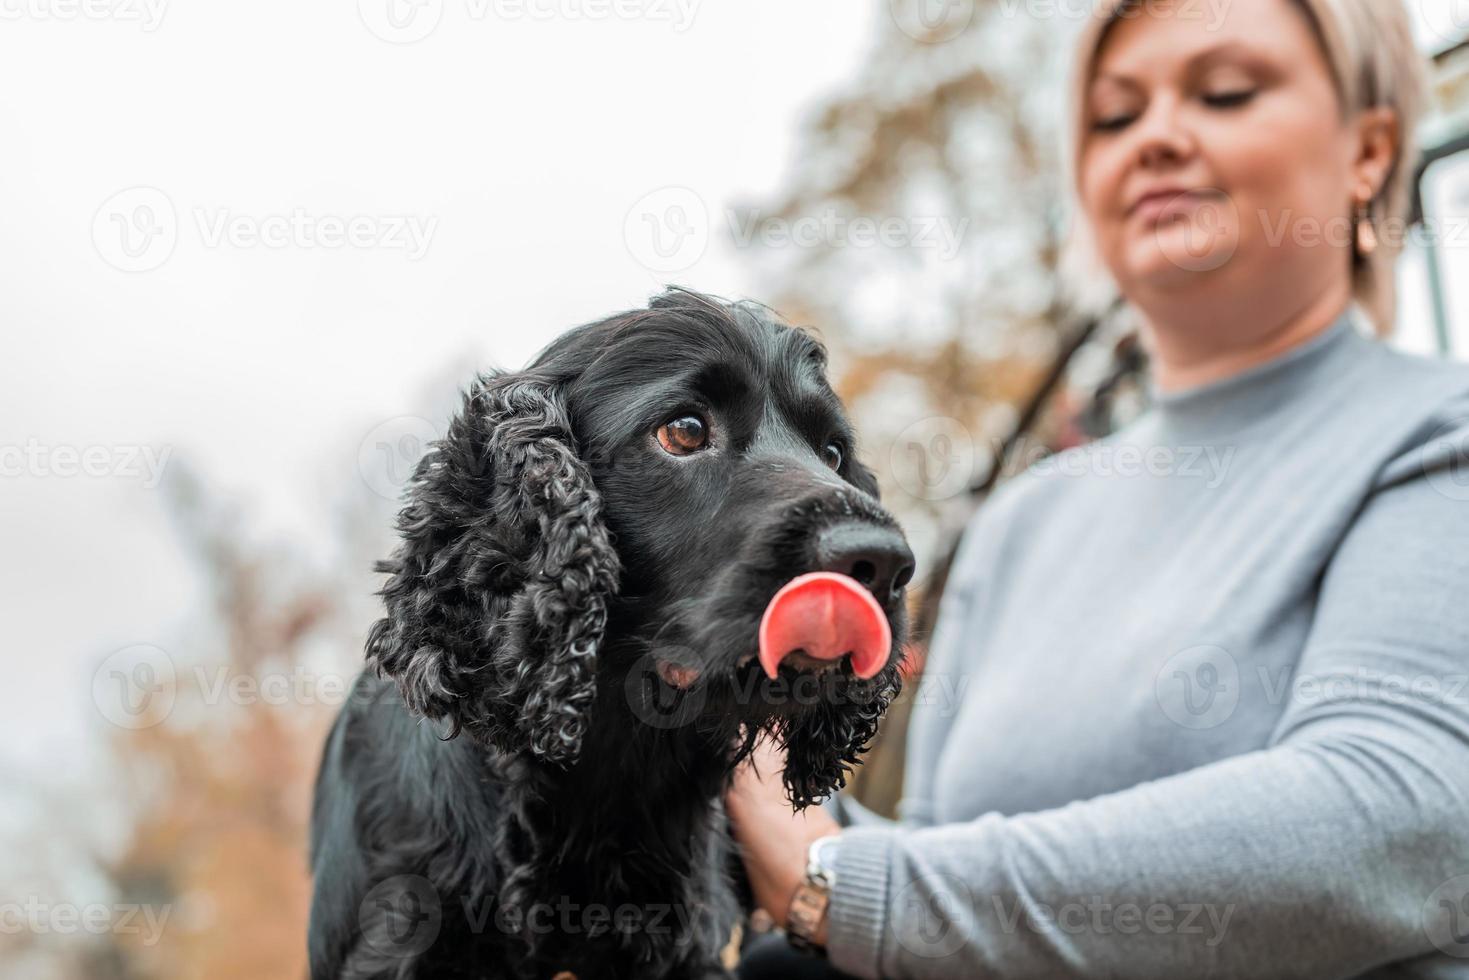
[823,790,899,829]
[825,411,1469,979]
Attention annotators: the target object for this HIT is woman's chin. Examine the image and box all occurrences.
[1123,237,1239,292]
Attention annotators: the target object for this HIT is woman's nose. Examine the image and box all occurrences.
[1133,96,1195,168]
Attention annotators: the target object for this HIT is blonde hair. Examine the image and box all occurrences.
[1058,0,1431,337]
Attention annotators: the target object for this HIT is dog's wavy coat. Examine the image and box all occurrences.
[309,289,914,979]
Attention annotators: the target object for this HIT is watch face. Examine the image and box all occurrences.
[814,836,840,872]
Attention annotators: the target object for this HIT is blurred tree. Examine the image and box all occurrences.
[75,464,380,980]
[739,0,1151,815]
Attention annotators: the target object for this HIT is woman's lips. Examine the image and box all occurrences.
[1131,189,1215,226]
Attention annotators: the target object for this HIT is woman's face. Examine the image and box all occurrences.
[1078,0,1367,304]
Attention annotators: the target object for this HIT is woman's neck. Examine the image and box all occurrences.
[1138,284,1354,396]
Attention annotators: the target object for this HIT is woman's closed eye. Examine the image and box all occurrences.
[1202,88,1257,109]
[1093,112,1137,133]
[1090,88,1258,132]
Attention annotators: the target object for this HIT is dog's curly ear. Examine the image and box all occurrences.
[365,370,621,767]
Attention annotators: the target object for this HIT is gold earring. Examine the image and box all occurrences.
[1355,182,1378,257]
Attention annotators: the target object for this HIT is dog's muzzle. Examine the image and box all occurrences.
[756,519,913,680]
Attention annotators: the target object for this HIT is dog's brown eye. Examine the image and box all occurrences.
[657,415,709,456]
[822,442,843,470]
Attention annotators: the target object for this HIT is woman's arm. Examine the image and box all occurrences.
[727,736,842,947]
[817,418,1469,978]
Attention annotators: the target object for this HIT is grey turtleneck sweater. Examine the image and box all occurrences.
[821,305,1469,979]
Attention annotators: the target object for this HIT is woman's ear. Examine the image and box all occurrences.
[1351,105,1399,196]
[365,370,621,767]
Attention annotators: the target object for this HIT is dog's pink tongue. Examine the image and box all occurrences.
[758,572,891,680]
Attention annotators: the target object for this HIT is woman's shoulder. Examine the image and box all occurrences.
[951,335,1469,566]
[1360,341,1469,493]
[1368,332,1469,391]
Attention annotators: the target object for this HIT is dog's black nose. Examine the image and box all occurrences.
[816,522,915,605]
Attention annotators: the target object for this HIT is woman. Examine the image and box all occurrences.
[728,1,1469,977]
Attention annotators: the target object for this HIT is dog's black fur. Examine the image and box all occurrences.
[309,288,914,979]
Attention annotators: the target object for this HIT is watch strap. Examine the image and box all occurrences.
[785,835,839,955]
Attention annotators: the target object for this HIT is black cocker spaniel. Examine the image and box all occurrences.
[309,288,914,979]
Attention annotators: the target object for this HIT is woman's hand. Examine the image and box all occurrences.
[724,733,841,945]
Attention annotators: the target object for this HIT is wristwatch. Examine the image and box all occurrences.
[785,834,840,955]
